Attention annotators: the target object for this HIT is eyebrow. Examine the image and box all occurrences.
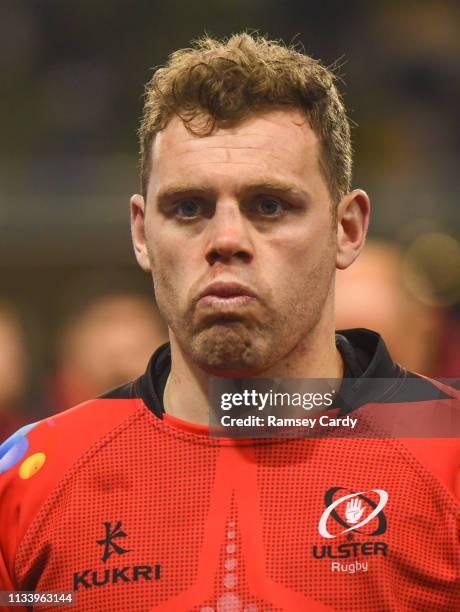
[155,180,311,203]
[156,183,211,201]
[244,181,311,202]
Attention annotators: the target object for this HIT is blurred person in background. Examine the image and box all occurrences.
[0,302,34,440]
[335,239,460,378]
[47,290,167,411]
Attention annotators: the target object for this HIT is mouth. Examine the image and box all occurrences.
[197,281,257,308]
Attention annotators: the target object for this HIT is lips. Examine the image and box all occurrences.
[198,282,257,300]
[197,282,257,308]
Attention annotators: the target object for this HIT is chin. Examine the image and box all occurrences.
[189,325,267,376]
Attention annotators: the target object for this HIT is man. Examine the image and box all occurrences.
[335,238,460,379]
[47,289,167,410]
[0,33,459,611]
[0,302,31,441]
[335,239,443,375]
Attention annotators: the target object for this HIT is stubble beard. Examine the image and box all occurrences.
[158,277,335,377]
[186,310,280,375]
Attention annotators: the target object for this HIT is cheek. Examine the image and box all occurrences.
[146,221,174,274]
[147,232,192,314]
[151,250,178,296]
[267,223,336,273]
[265,229,336,303]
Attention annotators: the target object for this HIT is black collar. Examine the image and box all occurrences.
[103,328,449,417]
[136,329,402,418]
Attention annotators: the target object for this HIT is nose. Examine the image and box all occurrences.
[205,200,254,266]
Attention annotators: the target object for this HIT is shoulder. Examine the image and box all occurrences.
[397,370,459,402]
[360,372,460,502]
[0,393,141,481]
[0,393,142,583]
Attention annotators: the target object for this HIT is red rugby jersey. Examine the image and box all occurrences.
[0,330,459,611]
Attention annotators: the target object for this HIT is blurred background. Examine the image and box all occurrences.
[1,1,459,437]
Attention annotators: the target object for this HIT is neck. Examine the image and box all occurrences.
[163,317,344,426]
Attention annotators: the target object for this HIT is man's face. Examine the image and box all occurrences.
[137,108,338,375]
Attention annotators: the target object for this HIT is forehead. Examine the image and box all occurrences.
[148,108,324,192]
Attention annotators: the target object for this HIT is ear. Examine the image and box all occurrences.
[130,194,152,272]
[335,189,371,270]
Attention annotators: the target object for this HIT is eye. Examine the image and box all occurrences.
[257,196,284,216]
[175,199,201,218]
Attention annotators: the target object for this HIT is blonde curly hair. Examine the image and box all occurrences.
[139,32,352,205]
